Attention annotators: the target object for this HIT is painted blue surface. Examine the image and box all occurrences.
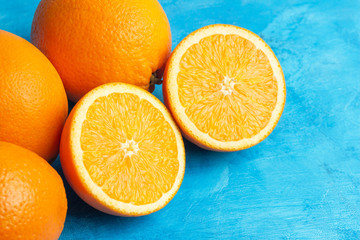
[1,0,360,239]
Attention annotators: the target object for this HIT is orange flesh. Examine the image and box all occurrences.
[80,93,179,205]
[177,34,278,141]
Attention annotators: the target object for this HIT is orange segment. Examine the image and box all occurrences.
[81,93,179,205]
[60,83,185,216]
[164,24,286,151]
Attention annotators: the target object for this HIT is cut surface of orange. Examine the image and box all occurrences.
[60,83,185,216]
[163,24,286,151]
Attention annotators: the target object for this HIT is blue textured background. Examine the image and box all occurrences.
[1,0,360,239]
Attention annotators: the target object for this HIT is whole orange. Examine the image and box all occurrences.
[31,0,172,102]
[0,141,67,240]
[0,30,68,162]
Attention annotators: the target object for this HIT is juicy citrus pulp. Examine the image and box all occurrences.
[60,83,185,216]
[82,92,180,205]
[164,24,286,151]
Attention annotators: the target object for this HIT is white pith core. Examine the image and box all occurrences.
[120,139,139,157]
[220,76,236,95]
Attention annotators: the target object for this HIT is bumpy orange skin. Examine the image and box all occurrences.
[31,0,172,102]
[0,30,68,162]
[0,141,67,240]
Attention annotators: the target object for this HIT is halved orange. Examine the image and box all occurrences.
[163,24,286,151]
[60,83,185,216]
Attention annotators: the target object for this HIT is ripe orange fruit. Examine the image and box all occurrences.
[0,30,68,162]
[60,83,185,216]
[0,141,67,240]
[31,0,172,102]
[163,24,286,151]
